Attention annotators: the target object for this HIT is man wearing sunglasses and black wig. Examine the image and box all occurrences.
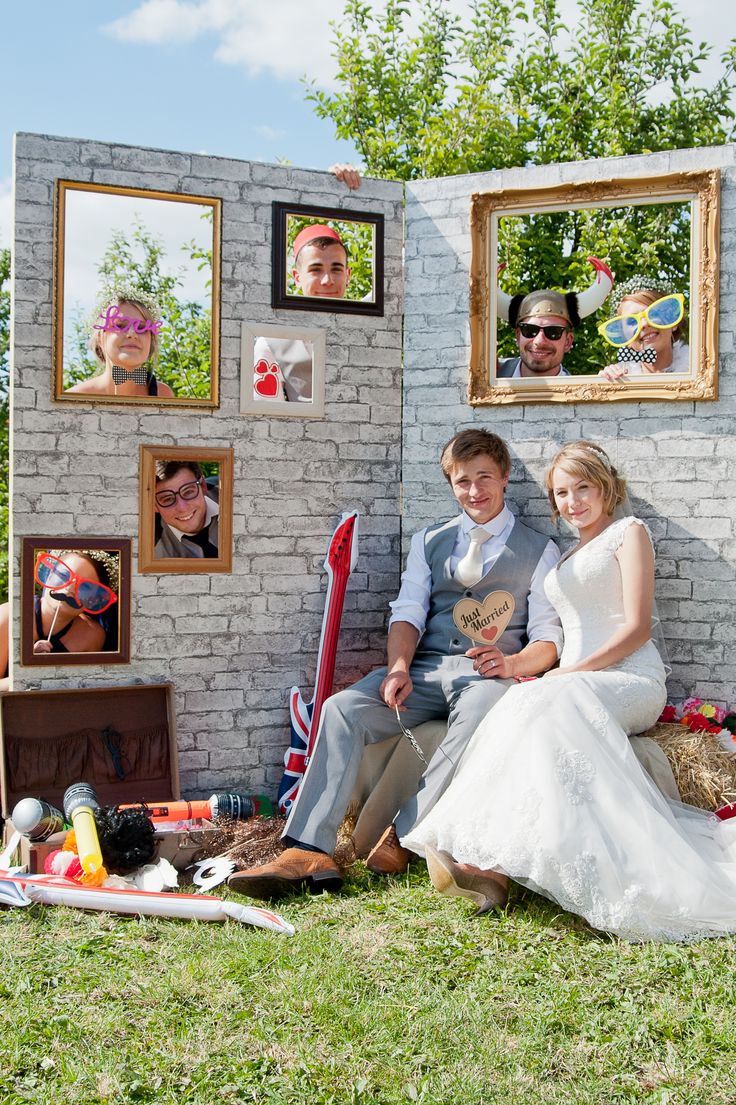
[154,460,219,559]
[496,257,615,378]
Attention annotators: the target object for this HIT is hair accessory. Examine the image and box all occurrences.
[609,274,680,314]
[88,282,163,342]
[112,365,149,387]
[581,442,613,471]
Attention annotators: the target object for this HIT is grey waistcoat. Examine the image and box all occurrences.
[418,516,551,656]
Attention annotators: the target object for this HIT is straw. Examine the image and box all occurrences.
[642,722,736,809]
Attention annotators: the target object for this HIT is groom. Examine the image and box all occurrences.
[230,429,563,899]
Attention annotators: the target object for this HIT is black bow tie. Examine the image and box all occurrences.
[112,365,149,386]
[617,346,657,365]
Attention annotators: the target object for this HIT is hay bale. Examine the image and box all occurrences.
[195,722,736,876]
[198,808,360,873]
[194,815,287,871]
[643,722,736,810]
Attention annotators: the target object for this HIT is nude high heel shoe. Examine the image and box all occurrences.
[425,845,508,915]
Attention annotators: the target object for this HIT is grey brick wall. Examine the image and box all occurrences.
[11,134,736,797]
[10,133,404,795]
[404,145,736,707]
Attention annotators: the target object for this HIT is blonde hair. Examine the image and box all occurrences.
[545,440,626,519]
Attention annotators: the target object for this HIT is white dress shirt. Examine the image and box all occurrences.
[388,505,563,655]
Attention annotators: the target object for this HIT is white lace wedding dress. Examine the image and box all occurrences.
[405,517,736,942]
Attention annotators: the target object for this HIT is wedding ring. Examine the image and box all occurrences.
[489,660,495,669]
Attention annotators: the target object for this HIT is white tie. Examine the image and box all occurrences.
[454,526,491,587]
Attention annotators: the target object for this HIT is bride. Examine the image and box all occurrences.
[404,440,736,942]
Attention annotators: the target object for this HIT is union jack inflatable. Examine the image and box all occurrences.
[277,511,359,814]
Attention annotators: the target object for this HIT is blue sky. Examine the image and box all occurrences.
[2,0,735,248]
[0,0,359,246]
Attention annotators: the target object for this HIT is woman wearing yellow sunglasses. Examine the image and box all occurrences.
[598,276,689,380]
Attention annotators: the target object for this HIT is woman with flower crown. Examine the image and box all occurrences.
[29,548,119,655]
[404,440,736,942]
[597,276,690,381]
[65,288,174,398]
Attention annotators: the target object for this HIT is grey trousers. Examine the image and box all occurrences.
[283,654,512,854]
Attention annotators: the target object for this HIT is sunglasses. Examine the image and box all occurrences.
[35,553,118,614]
[597,293,684,348]
[155,478,203,509]
[518,323,570,341]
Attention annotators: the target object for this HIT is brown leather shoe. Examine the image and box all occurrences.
[227,847,343,900]
[425,844,508,914]
[366,825,412,875]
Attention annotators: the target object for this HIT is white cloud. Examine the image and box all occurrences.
[104,0,222,44]
[103,0,342,83]
[0,178,12,250]
[104,0,736,95]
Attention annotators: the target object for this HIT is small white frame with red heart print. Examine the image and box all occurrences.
[240,321,326,418]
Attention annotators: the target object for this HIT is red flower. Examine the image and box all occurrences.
[659,705,677,722]
[681,713,721,734]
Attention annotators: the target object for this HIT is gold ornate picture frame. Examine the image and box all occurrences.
[469,170,720,404]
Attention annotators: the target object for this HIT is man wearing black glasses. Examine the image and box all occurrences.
[154,460,219,559]
[498,290,574,378]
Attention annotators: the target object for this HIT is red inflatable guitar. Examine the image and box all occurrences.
[277,511,359,814]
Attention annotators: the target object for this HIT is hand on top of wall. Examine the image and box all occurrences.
[330,164,362,191]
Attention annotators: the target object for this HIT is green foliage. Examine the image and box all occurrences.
[287,215,374,299]
[310,0,736,182]
[0,247,9,604]
[309,0,735,374]
[65,218,212,399]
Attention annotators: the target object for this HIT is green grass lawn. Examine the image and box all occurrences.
[1,863,735,1105]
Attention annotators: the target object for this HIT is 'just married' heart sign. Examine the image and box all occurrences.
[452,591,515,646]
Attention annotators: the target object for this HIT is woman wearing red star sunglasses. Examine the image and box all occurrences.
[31,550,118,655]
[598,277,688,380]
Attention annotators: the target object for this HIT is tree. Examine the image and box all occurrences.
[0,248,9,604]
[308,0,736,371]
[309,0,736,181]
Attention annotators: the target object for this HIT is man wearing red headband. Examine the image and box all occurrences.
[292,225,352,299]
